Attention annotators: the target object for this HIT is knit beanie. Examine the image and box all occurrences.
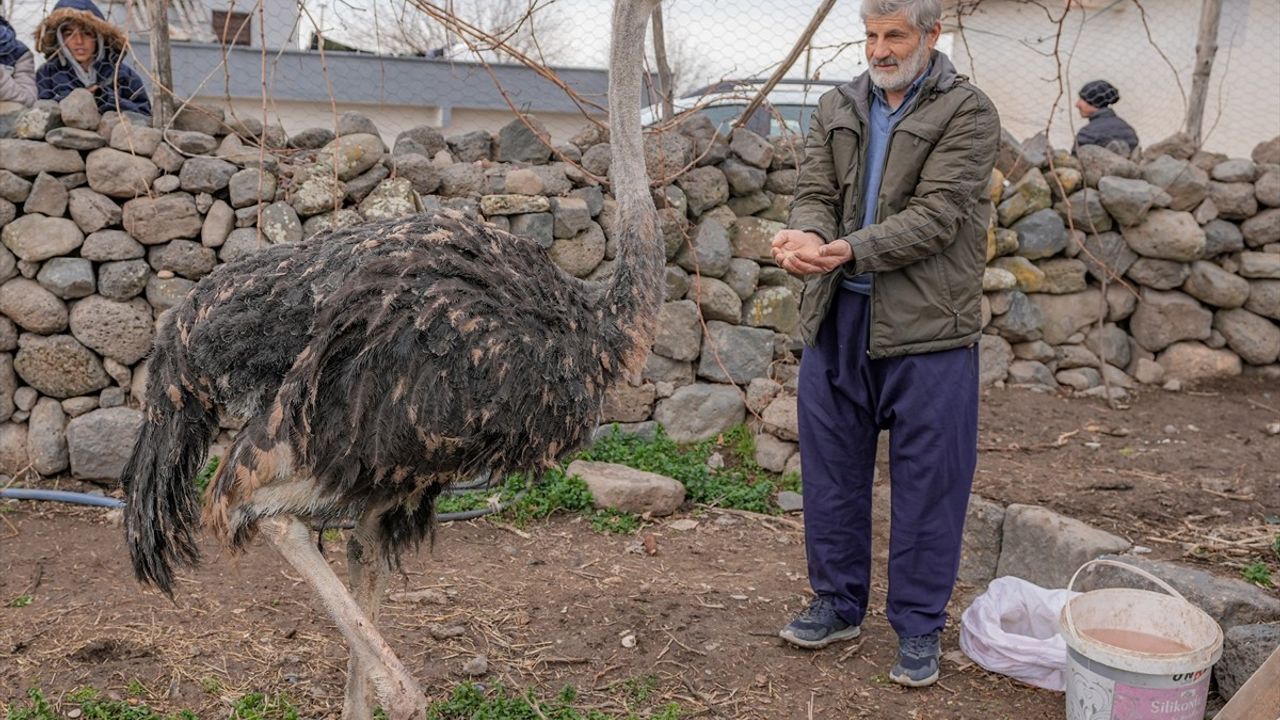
[1079,80,1120,109]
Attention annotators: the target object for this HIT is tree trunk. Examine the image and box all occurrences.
[1184,0,1223,147]
[148,0,176,128]
[650,6,675,122]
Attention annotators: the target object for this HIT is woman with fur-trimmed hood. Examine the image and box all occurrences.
[34,0,150,116]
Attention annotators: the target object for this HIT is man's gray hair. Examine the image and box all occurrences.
[860,0,943,34]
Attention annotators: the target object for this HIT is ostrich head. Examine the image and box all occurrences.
[600,0,665,375]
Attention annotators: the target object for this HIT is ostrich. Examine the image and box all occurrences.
[120,1,663,717]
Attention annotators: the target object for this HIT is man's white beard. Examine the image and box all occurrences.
[868,39,931,92]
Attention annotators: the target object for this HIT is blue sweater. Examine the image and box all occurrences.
[35,51,151,116]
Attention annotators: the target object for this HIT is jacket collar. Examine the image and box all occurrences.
[838,50,960,123]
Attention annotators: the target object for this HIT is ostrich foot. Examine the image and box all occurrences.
[268,517,427,718]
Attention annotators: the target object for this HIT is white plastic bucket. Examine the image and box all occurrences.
[1060,559,1224,720]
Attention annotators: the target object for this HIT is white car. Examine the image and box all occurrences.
[641,78,843,137]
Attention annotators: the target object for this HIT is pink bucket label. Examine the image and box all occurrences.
[1110,674,1210,719]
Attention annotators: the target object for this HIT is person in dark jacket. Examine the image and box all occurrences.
[1074,79,1138,155]
[770,0,999,690]
[0,13,38,111]
[34,0,150,116]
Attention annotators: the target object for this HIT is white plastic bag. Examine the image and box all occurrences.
[959,575,1079,691]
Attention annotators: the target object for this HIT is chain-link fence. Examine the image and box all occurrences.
[2,0,1277,154]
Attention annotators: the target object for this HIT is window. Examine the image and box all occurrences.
[212,10,252,46]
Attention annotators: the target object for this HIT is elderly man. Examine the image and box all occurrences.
[771,0,1000,688]
[1074,79,1139,155]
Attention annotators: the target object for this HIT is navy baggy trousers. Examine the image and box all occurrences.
[797,288,978,638]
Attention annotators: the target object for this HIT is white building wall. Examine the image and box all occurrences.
[949,0,1280,157]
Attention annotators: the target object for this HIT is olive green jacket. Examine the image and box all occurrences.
[789,51,1000,357]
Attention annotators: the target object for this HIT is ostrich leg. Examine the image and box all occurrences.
[342,513,391,720]
[268,517,427,720]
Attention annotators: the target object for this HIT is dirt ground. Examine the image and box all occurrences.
[2,378,1278,719]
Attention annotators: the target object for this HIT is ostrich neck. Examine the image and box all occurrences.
[601,0,664,375]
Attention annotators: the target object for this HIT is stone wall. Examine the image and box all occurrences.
[1,89,1277,484]
[980,132,1280,397]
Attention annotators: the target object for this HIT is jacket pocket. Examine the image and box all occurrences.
[826,122,860,190]
[896,117,944,146]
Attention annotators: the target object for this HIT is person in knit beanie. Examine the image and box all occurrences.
[1074,79,1138,155]
[33,0,150,116]
[0,12,38,112]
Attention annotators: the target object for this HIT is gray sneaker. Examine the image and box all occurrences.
[890,631,941,687]
[778,596,861,649]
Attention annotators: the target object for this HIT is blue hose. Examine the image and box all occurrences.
[0,486,518,522]
[0,488,126,508]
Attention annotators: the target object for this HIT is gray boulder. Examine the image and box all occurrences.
[67,406,144,480]
[447,130,491,162]
[1202,219,1245,257]
[1121,210,1205,261]
[1126,258,1190,290]
[1214,308,1280,365]
[13,334,110,398]
[228,168,277,209]
[316,133,385,180]
[179,157,237,193]
[23,172,68,216]
[643,131,693,184]
[979,335,1013,386]
[566,460,685,516]
[1098,176,1159,226]
[1157,341,1242,383]
[995,504,1130,589]
[653,300,701,361]
[696,321,773,384]
[1029,288,1104,345]
[1142,155,1209,211]
[81,230,143,261]
[0,139,84,175]
[394,125,446,159]
[549,222,606,278]
[36,258,95,299]
[123,193,203,244]
[1130,289,1212,352]
[1013,208,1068,259]
[27,398,69,476]
[990,291,1044,343]
[652,383,745,443]
[497,115,552,164]
[85,147,159,198]
[68,187,122,233]
[2,215,84,262]
[1242,208,1280,248]
[97,260,150,301]
[1214,624,1280,700]
[687,275,741,324]
[1078,555,1280,629]
[1007,360,1056,388]
[1056,188,1112,234]
[0,278,68,333]
[674,217,731,278]
[675,166,729,217]
[1246,280,1280,320]
[1208,181,1258,221]
[148,239,216,280]
[68,296,154,365]
[1079,231,1138,282]
[260,201,304,244]
[743,286,799,333]
[1183,260,1250,308]
[1240,251,1280,279]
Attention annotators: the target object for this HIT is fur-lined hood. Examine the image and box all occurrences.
[34,0,129,58]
